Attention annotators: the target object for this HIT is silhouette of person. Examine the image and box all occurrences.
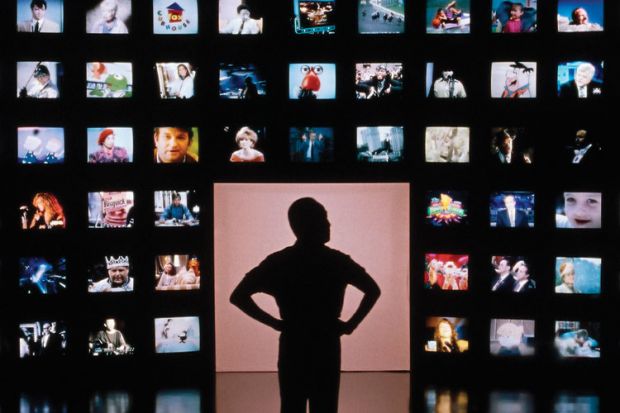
[230,197,381,413]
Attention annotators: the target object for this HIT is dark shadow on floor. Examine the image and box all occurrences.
[216,371,410,413]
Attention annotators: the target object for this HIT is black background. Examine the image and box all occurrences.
[1,0,619,411]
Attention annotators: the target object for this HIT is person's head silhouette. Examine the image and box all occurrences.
[288,198,330,245]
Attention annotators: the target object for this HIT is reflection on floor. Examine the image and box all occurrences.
[9,382,602,412]
[424,388,600,413]
[216,371,410,413]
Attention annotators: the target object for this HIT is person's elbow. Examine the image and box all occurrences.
[230,286,249,308]
[368,281,381,302]
[229,288,242,307]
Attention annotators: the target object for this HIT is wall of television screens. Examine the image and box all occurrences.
[1,0,619,411]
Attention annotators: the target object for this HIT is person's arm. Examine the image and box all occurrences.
[156,272,165,288]
[339,259,381,335]
[160,205,170,220]
[183,205,194,220]
[118,147,129,162]
[181,77,194,99]
[117,331,127,348]
[458,82,467,98]
[221,20,235,34]
[29,214,40,229]
[230,264,283,332]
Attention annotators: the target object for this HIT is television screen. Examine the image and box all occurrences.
[88,318,134,356]
[359,0,404,34]
[88,191,135,228]
[156,62,196,99]
[489,192,535,228]
[425,127,469,163]
[294,0,336,34]
[18,127,65,164]
[356,126,404,163]
[153,127,199,163]
[19,321,67,358]
[555,192,602,229]
[491,61,537,98]
[426,63,468,98]
[491,256,536,293]
[557,0,603,32]
[86,0,131,34]
[155,255,200,291]
[17,0,63,33]
[224,126,266,163]
[289,127,335,163]
[154,317,200,353]
[554,320,600,358]
[17,61,62,99]
[19,256,67,295]
[424,317,469,353]
[554,257,601,294]
[20,192,66,230]
[491,0,537,33]
[219,63,266,99]
[153,0,199,34]
[490,127,533,165]
[154,190,200,227]
[219,0,263,34]
[289,64,336,100]
[88,256,134,293]
[355,63,403,100]
[86,62,132,98]
[87,127,133,163]
[490,319,535,356]
[424,253,469,291]
[425,191,468,227]
[426,0,470,33]
[557,61,603,98]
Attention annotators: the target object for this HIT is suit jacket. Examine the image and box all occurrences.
[558,80,603,98]
[39,332,64,356]
[496,208,529,228]
[18,19,61,33]
[491,274,515,292]
[513,279,536,293]
[300,140,324,162]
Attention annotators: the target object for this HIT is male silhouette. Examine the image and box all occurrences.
[230,197,381,413]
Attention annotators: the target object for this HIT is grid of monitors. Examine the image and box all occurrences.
[2,0,618,411]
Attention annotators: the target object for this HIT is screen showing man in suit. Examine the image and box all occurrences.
[17,0,63,33]
[490,192,534,228]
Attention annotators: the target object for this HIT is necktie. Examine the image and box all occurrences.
[306,141,313,160]
[238,20,245,34]
[509,209,515,227]
[34,21,40,32]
